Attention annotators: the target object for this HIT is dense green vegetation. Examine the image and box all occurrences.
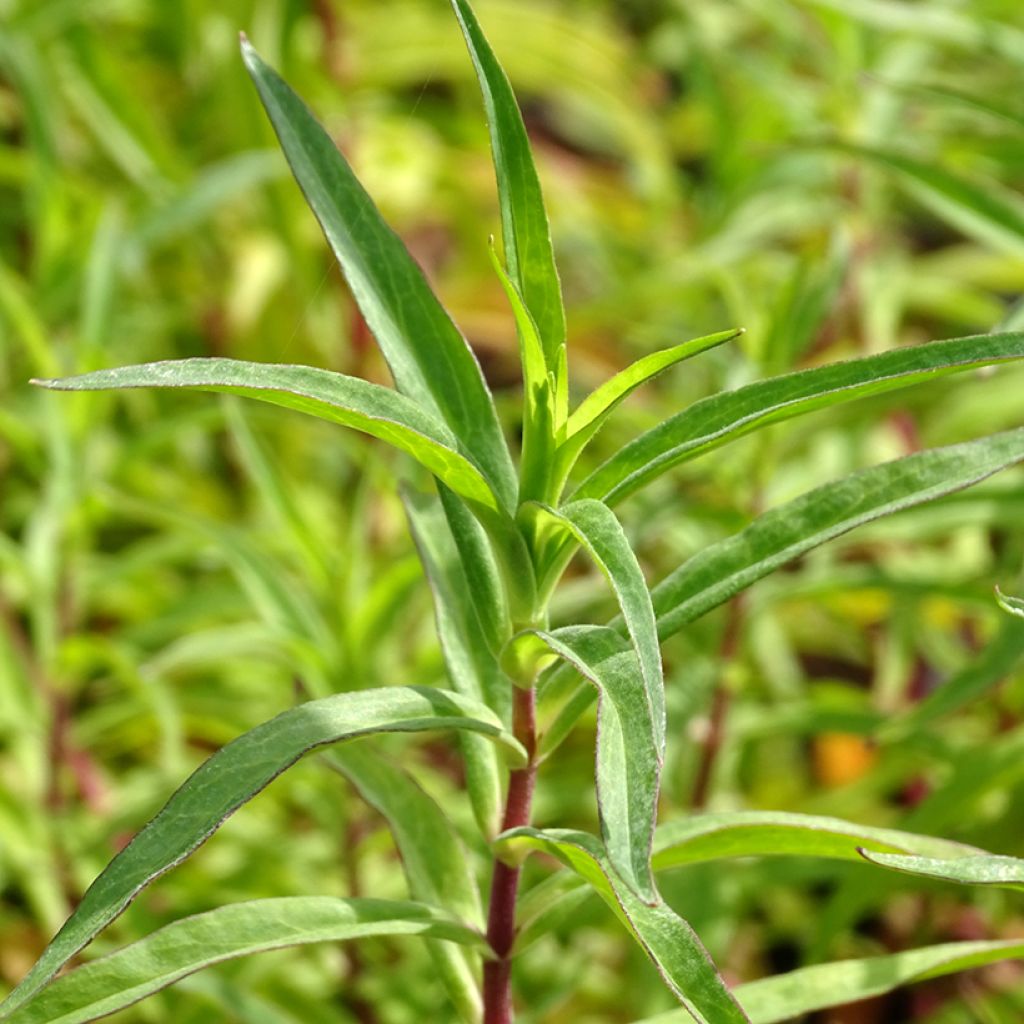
[3,1,1024,1021]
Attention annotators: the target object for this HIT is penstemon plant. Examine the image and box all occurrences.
[6,2,1024,1022]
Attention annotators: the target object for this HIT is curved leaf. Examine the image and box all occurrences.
[653,810,980,871]
[512,626,661,902]
[241,38,516,509]
[0,687,524,1017]
[496,828,748,1024]
[575,332,1024,507]
[859,849,1024,891]
[33,359,504,514]
[329,747,484,1022]
[997,586,1024,619]
[535,500,664,750]
[652,428,1024,640]
[2,898,486,1024]
[450,0,565,378]
[636,940,1024,1024]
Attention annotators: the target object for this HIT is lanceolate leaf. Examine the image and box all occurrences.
[450,0,566,381]
[858,849,1024,891]
[0,688,524,1017]
[511,626,661,903]
[241,38,516,509]
[403,487,507,838]
[1,898,487,1024]
[636,940,1024,1024]
[538,428,1024,756]
[496,828,749,1024]
[557,329,740,488]
[33,359,504,514]
[652,428,1024,640]
[535,500,664,750]
[574,332,1024,507]
[652,810,980,871]
[329,747,484,1023]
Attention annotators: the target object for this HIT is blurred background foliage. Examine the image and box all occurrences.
[3,0,1024,1020]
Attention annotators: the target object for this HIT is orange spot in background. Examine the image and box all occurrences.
[813,733,877,787]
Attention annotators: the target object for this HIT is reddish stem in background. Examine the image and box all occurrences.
[483,686,537,1024]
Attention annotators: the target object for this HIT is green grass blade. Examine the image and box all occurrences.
[402,487,507,838]
[1,898,486,1024]
[329,747,484,1023]
[637,940,1024,1024]
[858,849,1024,891]
[450,0,566,382]
[0,688,524,1018]
[575,332,1024,507]
[652,810,981,872]
[536,500,664,750]
[557,329,740,486]
[512,626,661,902]
[653,428,1024,640]
[33,359,503,514]
[496,828,749,1024]
[240,37,516,509]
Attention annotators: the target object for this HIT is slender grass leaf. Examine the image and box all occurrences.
[329,747,484,1023]
[403,487,507,838]
[575,332,1024,508]
[240,38,516,508]
[2,898,486,1024]
[859,849,1024,891]
[33,359,503,514]
[827,142,1024,256]
[556,330,740,491]
[637,940,1024,1024]
[0,687,524,1017]
[509,626,661,902]
[450,0,566,380]
[653,428,1024,640]
[534,500,664,750]
[496,828,748,1024]
[881,618,1024,739]
[653,810,980,871]
[997,587,1024,619]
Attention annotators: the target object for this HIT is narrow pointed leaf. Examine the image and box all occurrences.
[653,810,980,871]
[496,828,748,1024]
[637,940,1024,1024]
[858,849,1024,891]
[575,332,1024,507]
[33,359,503,513]
[1,898,486,1024]
[241,38,516,508]
[997,586,1024,619]
[450,0,566,376]
[536,500,664,749]
[329,747,484,1022]
[0,687,524,1017]
[653,428,1024,639]
[403,487,507,837]
[539,428,1024,756]
[511,626,661,902]
[558,329,740,486]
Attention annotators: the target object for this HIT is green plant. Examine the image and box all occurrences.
[4,1,1024,1021]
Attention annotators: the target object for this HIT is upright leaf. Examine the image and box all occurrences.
[2,898,486,1024]
[33,360,504,514]
[241,38,516,509]
[497,828,749,1024]
[574,332,1024,507]
[1,687,524,1017]
[330,748,484,1022]
[450,0,566,382]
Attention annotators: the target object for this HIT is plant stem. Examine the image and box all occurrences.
[483,685,537,1024]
